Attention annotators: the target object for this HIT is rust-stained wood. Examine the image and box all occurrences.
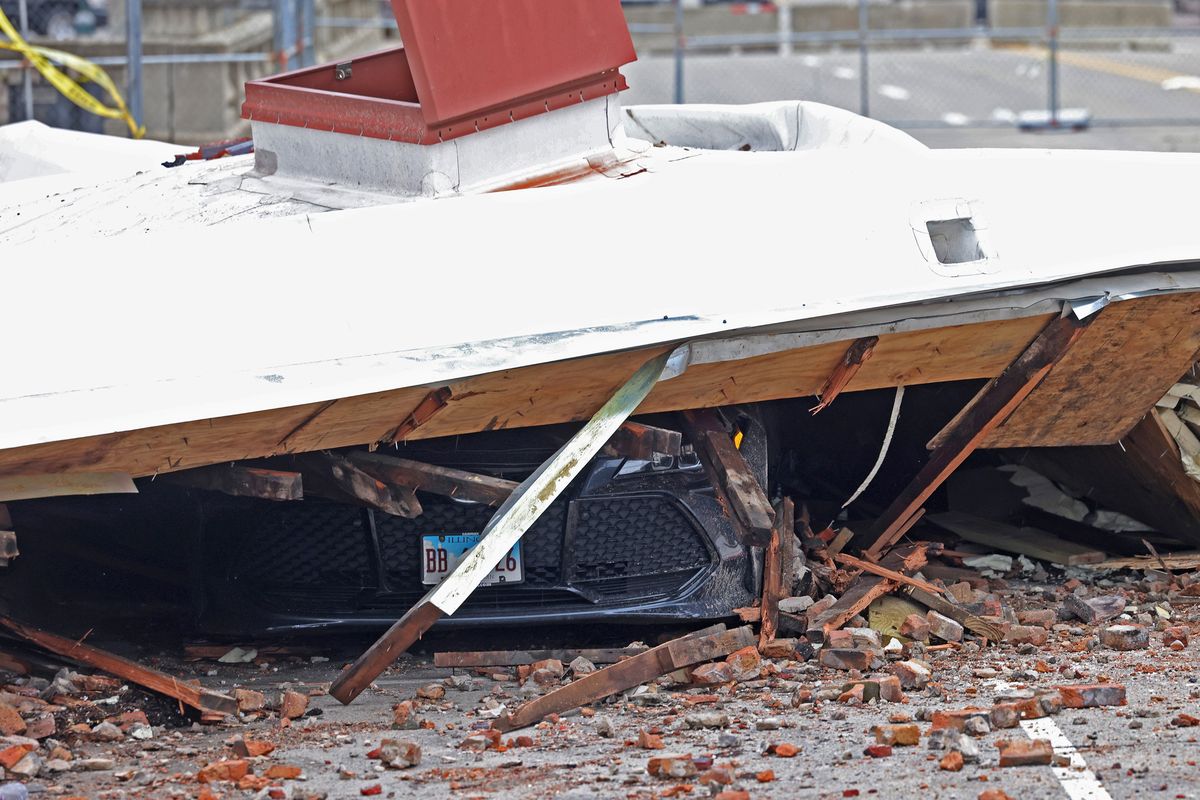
[380,386,453,446]
[0,314,1055,480]
[494,625,754,732]
[165,465,303,501]
[0,472,137,503]
[0,616,237,716]
[980,293,1200,448]
[833,551,945,594]
[348,452,517,507]
[1011,411,1200,547]
[807,543,930,639]
[811,336,879,413]
[758,498,793,650]
[682,410,774,547]
[863,313,1094,560]
[602,421,683,460]
[433,645,649,668]
[296,454,421,518]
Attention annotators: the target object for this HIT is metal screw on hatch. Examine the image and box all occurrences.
[335,62,353,81]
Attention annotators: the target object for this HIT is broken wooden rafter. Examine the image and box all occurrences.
[807,543,933,638]
[833,551,945,595]
[902,586,1004,642]
[329,348,688,705]
[862,312,1095,560]
[494,624,755,732]
[0,616,237,716]
[811,336,879,414]
[681,409,774,547]
[348,451,517,507]
[380,386,453,447]
[0,472,137,503]
[928,512,1106,567]
[297,453,421,518]
[758,497,793,650]
[601,420,683,461]
[433,644,649,668]
[166,464,303,502]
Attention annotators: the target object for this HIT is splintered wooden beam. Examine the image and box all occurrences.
[602,421,684,460]
[165,465,303,502]
[329,349,686,705]
[0,616,238,716]
[0,472,137,503]
[348,452,518,507]
[833,551,945,595]
[433,644,649,668]
[494,625,754,732]
[682,410,774,547]
[759,498,793,650]
[862,313,1094,560]
[811,336,879,414]
[807,543,930,638]
[380,387,453,446]
[297,454,421,518]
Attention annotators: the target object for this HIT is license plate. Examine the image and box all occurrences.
[420,534,523,586]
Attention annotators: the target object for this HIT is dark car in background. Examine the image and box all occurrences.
[1,0,106,39]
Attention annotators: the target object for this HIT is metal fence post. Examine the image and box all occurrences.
[300,0,316,66]
[673,0,684,105]
[273,0,297,70]
[857,0,869,117]
[778,1,792,57]
[126,0,143,134]
[1047,0,1059,126]
[16,0,33,121]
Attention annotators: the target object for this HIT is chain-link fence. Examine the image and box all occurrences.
[2,0,1198,143]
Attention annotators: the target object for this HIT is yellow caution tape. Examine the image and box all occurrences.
[0,8,144,137]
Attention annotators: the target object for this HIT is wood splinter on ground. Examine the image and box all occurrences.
[0,616,238,717]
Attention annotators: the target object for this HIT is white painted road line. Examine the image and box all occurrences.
[1020,717,1115,800]
[833,66,856,80]
[878,84,910,101]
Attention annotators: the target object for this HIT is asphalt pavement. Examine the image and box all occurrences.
[622,40,1200,152]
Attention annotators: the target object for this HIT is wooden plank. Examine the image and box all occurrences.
[833,552,946,594]
[329,350,680,705]
[601,421,683,460]
[981,293,1200,448]
[807,543,930,638]
[863,313,1093,560]
[868,595,928,640]
[928,512,1107,566]
[759,498,793,650]
[347,451,517,507]
[494,625,754,732]
[0,616,237,716]
[1087,552,1200,571]
[902,586,1005,642]
[1011,412,1200,548]
[811,336,879,413]
[165,465,302,501]
[296,454,422,518]
[682,410,774,547]
[827,528,854,556]
[380,386,453,446]
[433,645,649,668]
[0,314,1054,479]
[0,472,137,503]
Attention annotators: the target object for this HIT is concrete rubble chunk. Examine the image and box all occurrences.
[778,596,814,615]
[90,722,122,742]
[726,646,762,681]
[1064,594,1126,625]
[1056,684,1127,708]
[925,611,964,643]
[378,739,421,769]
[1100,624,1149,651]
[569,656,597,675]
[684,713,729,730]
[997,738,1054,767]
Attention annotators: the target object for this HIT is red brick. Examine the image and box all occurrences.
[1056,684,1126,708]
[997,738,1053,767]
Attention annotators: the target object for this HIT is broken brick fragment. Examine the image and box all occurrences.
[1017,609,1057,629]
[698,767,733,786]
[1163,626,1189,647]
[771,743,799,758]
[232,736,276,758]
[392,700,417,729]
[878,675,906,703]
[1172,713,1199,727]
[691,662,735,685]
[1100,624,1149,651]
[360,785,382,796]
[714,791,750,800]
[638,729,665,750]
[378,739,421,769]
[873,724,920,746]
[198,759,250,783]
[234,688,266,713]
[760,638,798,659]
[756,770,776,782]
[864,744,893,758]
[819,648,873,671]
[978,791,1014,800]
[931,709,990,732]
[997,738,1053,767]
[264,764,302,780]
[1064,594,1126,625]
[1005,625,1049,647]
[726,646,762,681]
[890,660,931,690]
[647,754,698,779]
[279,691,308,720]
[899,614,930,642]
[939,750,964,771]
[0,744,33,770]
[416,683,446,701]
[0,702,26,736]
[926,611,964,643]
[1056,684,1126,708]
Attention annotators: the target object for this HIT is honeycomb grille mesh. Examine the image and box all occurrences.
[571,496,710,582]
